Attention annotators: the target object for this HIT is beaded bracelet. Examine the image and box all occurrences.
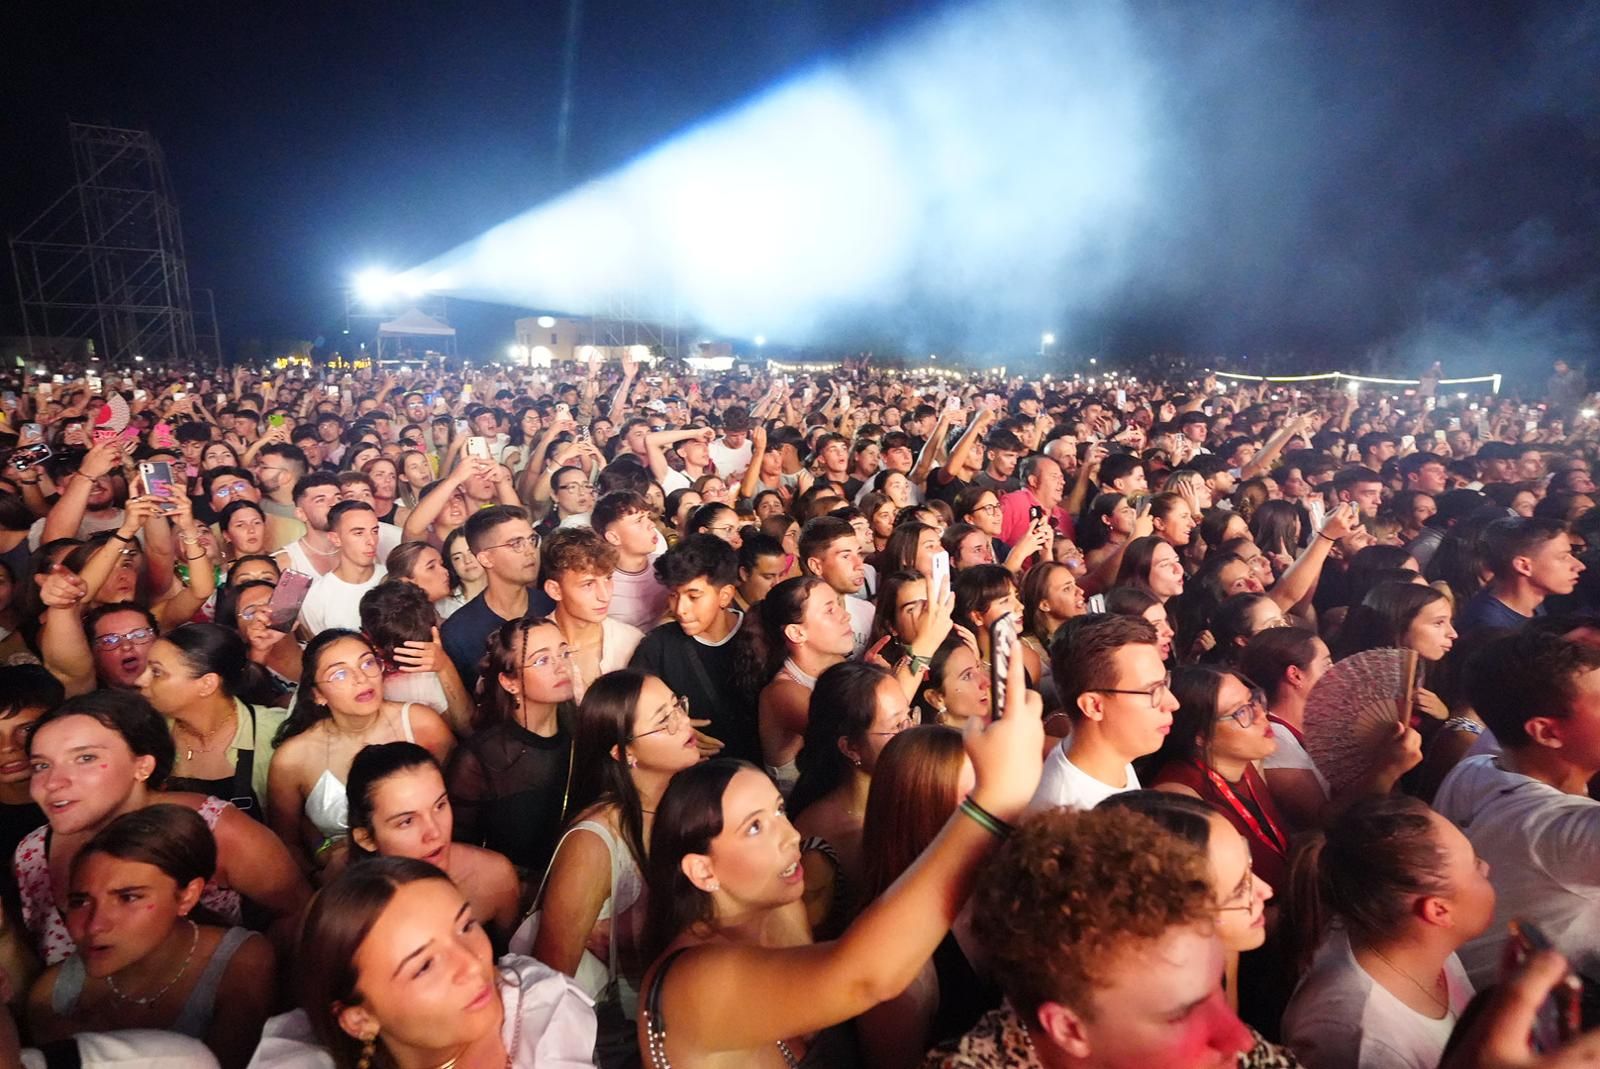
[958,795,1013,839]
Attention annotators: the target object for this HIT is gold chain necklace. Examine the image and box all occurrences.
[1367,945,1448,1013]
[176,711,236,761]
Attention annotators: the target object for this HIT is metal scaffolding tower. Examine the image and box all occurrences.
[9,123,210,366]
[591,290,682,360]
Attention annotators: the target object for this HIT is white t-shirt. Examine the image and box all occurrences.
[570,617,646,703]
[659,468,692,495]
[844,593,875,659]
[1027,740,1139,812]
[299,566,387,634]
[1283,928,1473,1069]
[1262,721,1330,796]
[1433,753,1600,987]
[708,437,754,479]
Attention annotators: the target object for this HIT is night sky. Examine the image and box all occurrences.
[2,1,1596,373]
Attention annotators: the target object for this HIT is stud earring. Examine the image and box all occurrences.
[707,880,720,892]
[627,755,638,769]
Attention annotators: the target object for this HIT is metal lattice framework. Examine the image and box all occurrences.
[9,123,209,365]
[591,290,682,360]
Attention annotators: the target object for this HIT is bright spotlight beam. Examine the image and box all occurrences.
[407,0,1156,345]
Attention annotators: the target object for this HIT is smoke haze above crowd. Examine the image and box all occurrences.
[1,1,1596,370]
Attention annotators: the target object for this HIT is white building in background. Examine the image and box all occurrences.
[513,315,587,365]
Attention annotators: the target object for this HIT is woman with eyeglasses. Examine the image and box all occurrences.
[213,579,301,706]
[688,502,743,551]
[788,663,914,942]
[266,630,455,876]
[635,651,1039,1069]
[526,669,702,1068]
[18,692,308,967]
[1098,791,1292,1060]
[1140,665,1290,896]
[446,617,577,878]
[345,742,520,943]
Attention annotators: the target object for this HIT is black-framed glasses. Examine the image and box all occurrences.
[93,627,156,651]
[484,534,538,554]
[629,694,691,740]
[1217,689,1267,729]
[1091,672,1172,709]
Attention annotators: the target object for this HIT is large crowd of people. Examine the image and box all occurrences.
[0,353,1596,1067]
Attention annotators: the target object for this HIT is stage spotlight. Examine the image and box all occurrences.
[353,268,395,305]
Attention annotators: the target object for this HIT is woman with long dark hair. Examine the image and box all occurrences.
[634,650,1039,1068]
[346,742,520,942]
[789,662,915,940]
[136,622,288,820]
[266,629,453,875]
[527,669,703,1067]
[1143,666,1291,895]
[853,726,987,1069]
[445,617,577,877]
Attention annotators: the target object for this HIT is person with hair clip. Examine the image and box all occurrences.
[853,726,990,1069]
[266,629,453,876]
[1144,666,1292,895]
[528,669,703,1068]
[345,742,520,943]
[754,576,857,797]
[446,617,577,877]
[1282,794,1493,1069]
[1098,791,1285,1056]
[25,805,275,1069]
[18,693,308,967]
[788,662,916,941]
[634,648,1040,1068]
[251,857,596,1069]
[136,622,290,822]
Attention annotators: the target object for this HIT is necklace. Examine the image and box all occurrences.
[1367,944,1449,1014]
[301,537,340,558]
[176,710,236,761]
[106,920,200,1006]
[427,970,524,1069]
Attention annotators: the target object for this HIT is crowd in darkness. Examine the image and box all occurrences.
[0,352,1594,1068]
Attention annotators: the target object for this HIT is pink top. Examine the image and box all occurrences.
[13,795,242,965]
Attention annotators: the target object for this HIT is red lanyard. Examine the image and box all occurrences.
[1195,760,1288,858]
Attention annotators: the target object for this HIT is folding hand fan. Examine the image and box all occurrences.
[1302,647,1420,795]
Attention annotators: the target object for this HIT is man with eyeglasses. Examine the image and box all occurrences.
[298,501,387,635]
[442,505,544,690]
[1028,614,1178,813]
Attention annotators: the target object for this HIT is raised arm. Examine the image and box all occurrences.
[402,462,482,542]
[1240,413,1306,480]
[645,652,1042,1060]
[738,425,769,504]
[1267,501,1357,612]
[40,441,123,544]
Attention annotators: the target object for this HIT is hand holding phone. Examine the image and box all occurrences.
[989,615,1020,718]
[1505,919,1582,1049]
[929,549,951,595]
[465,436,491,460]
[266,571,314,632]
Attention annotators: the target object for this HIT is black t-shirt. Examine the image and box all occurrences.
[445,713,574,876]
[630,617,760,763]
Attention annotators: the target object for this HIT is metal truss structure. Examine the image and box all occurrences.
[591,290,682,360]
[9,123,212,366]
